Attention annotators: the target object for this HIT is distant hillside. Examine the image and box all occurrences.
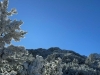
[27,47,87,59]
[27,47,100,75]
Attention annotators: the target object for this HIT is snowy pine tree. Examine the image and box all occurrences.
[0,0,34,74]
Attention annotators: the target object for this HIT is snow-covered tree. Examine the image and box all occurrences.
[19,55,63,75]
[42,57,63,75]
[0,0,34,74]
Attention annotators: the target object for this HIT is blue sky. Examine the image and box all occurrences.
[5,0,100,56]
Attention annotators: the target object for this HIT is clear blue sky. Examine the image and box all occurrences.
[6,0,100,56]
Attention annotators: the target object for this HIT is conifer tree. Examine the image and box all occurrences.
[0,0,33,74]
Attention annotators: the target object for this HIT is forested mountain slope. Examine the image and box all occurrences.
[27,47,100,75]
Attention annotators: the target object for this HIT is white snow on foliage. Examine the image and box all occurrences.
[0,0,100,75]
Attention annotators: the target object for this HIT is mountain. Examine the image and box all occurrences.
[26,47,100,75]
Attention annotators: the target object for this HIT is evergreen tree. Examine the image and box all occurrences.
[0,0,33,74]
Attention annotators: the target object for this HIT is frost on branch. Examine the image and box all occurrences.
[17,55,63,75]
[42,57,63,75]
[0,0,33,74]
[0,45,34,74]
[0,0,27,46]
